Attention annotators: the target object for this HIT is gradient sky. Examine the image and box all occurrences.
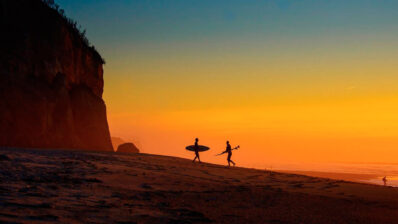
[55,0,398,169]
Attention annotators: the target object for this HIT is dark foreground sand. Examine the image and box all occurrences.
[0,148,397,224]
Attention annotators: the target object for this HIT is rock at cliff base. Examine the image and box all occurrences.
[117,143,140,154]
[111,137,125,151]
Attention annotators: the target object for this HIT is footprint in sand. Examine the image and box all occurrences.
[0,155,11,161]
[25,214,59,222]
[140,183,153,189]
[291,183,304,188]
[321,182,339,190]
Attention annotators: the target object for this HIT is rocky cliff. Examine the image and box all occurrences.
[0,0,113,151]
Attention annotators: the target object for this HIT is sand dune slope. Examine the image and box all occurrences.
[0,147,397,223]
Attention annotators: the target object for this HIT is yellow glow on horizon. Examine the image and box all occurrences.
[102,35,398,167]
[106,94,398,166]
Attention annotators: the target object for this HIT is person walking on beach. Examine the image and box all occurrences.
[382,176,387,186]
[225,141,235,167]
[192,138,201,163]
[216,141,240,167]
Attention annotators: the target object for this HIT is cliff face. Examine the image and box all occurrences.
[0,0,113,151]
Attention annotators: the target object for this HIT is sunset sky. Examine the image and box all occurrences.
[56,0,398,168]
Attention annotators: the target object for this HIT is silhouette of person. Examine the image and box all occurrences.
[382,176,387,186]
[192,138,201,163]
[226,141,235,167]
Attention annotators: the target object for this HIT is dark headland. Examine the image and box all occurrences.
[0,0,112,151]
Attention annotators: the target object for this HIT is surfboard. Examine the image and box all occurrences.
[185,145,210,152]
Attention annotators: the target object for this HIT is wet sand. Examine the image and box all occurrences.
[277,170,379,183]
[1,147,398,223]
[278,170,398,187]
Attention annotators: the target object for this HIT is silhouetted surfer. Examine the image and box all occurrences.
[382,176,387,186]
[216,142,240,167]
[193,138,201,163]
[225,141,235,167]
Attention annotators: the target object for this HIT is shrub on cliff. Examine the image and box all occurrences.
[40,0,105,64]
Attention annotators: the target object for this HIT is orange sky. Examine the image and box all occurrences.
[56,0,398,168]
[103,37,398,167]
[103,36,398,168]
[106,94,398,167]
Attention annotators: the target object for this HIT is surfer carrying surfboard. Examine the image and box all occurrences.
[185,139,209,163]
[193,138,201,163]
[216,141,239,167]
[225,141,235,167]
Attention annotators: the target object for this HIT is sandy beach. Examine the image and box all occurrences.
[0,147,397,224]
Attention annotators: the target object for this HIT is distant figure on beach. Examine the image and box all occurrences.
[192,138,201,163]
[382,176,387,186]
